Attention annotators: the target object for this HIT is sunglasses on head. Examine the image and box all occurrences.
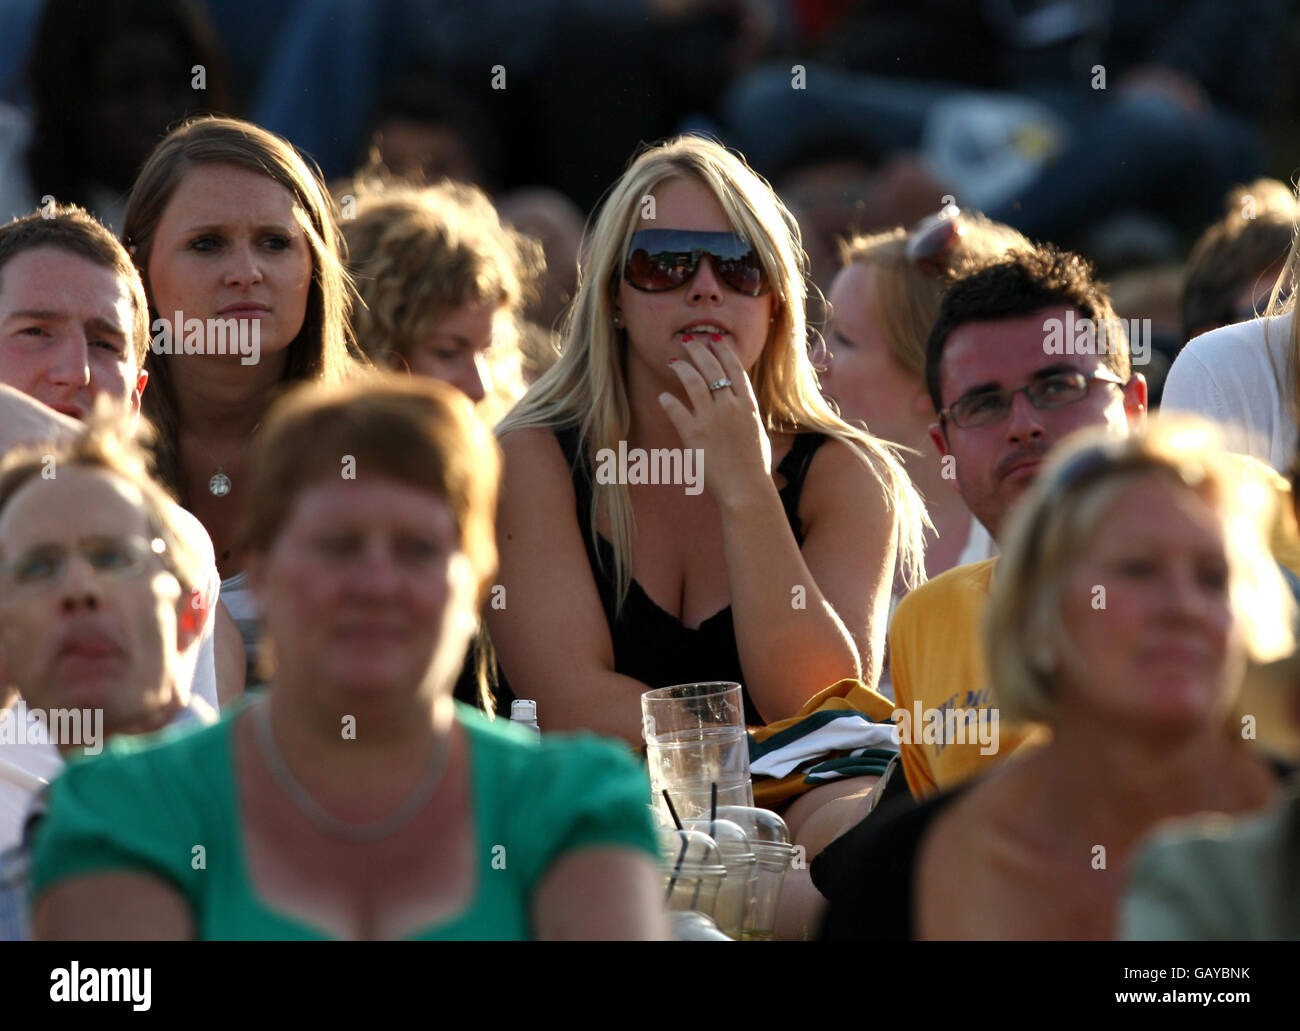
[623,229,770,296]
[906,204,965,276]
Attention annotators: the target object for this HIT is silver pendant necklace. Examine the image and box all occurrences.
[191,420,262,497]
[253,698,450,843]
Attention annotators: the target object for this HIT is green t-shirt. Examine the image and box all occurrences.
[30,702,657,940]
[1121,785,1300,941]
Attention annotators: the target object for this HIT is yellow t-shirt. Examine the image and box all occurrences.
[889,558,1046,798]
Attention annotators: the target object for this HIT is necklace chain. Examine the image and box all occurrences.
[253,699,449,843]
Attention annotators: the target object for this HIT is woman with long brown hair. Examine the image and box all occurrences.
[122,115,361,678]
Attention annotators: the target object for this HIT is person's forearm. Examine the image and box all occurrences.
[512,666,652,747]
[719,486,860,723]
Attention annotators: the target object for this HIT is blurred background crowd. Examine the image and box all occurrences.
[1,0,1300,406]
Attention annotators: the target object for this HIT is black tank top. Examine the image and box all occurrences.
[554,424,828,726]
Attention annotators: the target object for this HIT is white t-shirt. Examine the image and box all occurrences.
[954,514,998,567]
[1160,311,1296,473]
[170,504,221,714]
[0,697,214,853]
[0,701,61,853]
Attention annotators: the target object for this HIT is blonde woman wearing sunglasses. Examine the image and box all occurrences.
[490,136,928,759]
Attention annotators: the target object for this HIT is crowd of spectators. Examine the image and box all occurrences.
[0,0,1299,944]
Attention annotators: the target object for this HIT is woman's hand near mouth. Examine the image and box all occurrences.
[660,334,772,511]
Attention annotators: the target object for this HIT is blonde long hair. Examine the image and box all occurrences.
[496,135,929,612]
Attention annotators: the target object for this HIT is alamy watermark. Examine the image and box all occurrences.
[0,706,102,754]
[50,963,150,1011]
[595,441,703,496]
[892,701,999,756]
[1042,310,1151,367]
[150,311,261,366]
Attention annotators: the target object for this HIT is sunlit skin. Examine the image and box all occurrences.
[405,301,503,404]
[247,476,477,714]
[929,306,1147,539]
[30,467,669,941]
[490,168,896,745]
[1055,478,1238,737]
[0,467,196,738]
[0,247,146,419]
[145,162,315,576]
[821,262,928,445]
[818,262,976,577]
[146,162,313,369]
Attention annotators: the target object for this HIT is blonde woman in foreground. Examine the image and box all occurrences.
[820,419,1294,939]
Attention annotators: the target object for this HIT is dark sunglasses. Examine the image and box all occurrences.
[623,229,770,296]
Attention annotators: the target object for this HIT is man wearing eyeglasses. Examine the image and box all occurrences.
[891,244,1147,799]
[0,424,214,937]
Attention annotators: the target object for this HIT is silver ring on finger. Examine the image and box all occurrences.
[708,377,733,392]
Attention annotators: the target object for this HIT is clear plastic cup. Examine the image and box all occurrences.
[643,682,754,822]
[715,805,795,941]
[684,817,757,940]
[669,910,735,941]
[657,829,727,918]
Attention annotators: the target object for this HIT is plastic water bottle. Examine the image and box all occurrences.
[510,699,540,738]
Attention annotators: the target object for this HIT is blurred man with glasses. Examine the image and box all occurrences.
[0,424,213,937]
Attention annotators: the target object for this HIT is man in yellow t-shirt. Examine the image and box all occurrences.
[892,247,1147,798]
[891,247,1300,799]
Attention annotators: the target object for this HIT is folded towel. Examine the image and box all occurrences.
[748,678,899,807]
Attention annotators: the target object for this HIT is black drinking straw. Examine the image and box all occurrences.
[663,789,684,830]
[663,789,689,905]
[695,782,719,911]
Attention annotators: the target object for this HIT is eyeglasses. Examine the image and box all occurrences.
[623,229,770,296]
[1,534,167,593]
[941,368,1129,429]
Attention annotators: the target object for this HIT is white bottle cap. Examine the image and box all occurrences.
[510,699,537,722]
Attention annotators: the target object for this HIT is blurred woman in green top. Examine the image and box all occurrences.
[31,374,667,940]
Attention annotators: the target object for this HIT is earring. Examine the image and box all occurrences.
[613,311,623,328]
